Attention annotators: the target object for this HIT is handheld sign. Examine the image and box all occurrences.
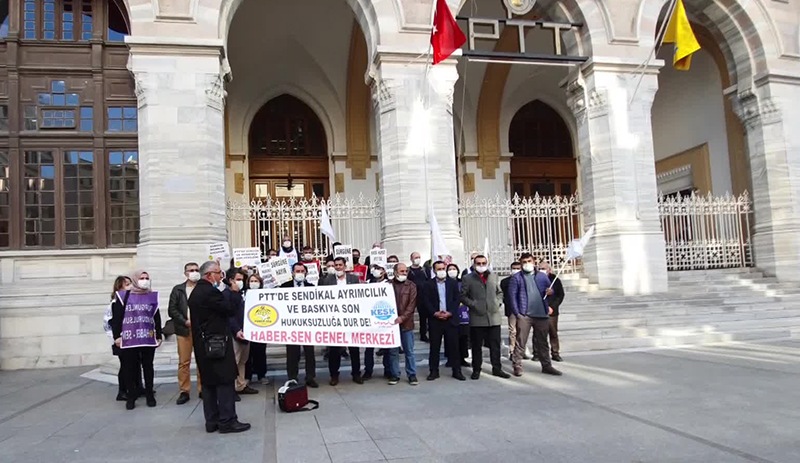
[270,257,292,285]
[304,263,320,286]
[369,248,388,268]
[258,263,278,289]
[334,244,354,271]
[233,247,261,267]
[208,242,231,262]
[386,262,397,279]
[118,291,160,348]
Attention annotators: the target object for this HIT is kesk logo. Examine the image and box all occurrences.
[248,305,279,327]
[370,300,395,321]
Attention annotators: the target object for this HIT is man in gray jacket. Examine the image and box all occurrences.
[460,255,511,380]
[168,262,202,405]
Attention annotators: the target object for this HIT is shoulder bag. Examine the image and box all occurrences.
[278,380,319,413]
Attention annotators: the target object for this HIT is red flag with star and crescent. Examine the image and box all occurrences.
[431,0,466,64]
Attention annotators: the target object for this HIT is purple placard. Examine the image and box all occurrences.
[458,304,469,325]
[118,291,160,348]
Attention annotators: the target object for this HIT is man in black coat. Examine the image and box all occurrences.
[407,252,429,342]
[541,262,565,362]
[281,263,318,388]
[319,257,362,386]
[423,261,466,381]
[188,260,250,434]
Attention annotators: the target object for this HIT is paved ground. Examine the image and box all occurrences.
[1,340,800,463]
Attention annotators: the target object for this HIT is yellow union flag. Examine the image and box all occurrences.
[662,0,701,71]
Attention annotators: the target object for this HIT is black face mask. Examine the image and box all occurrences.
[353,256,361,265]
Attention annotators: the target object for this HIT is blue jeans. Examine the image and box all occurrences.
[385,348,400,378]
[391,329,416,378]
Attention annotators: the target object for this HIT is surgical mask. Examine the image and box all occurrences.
[303,253,313,261]
[235,280,244,291]
[283,240,292,248]
[188,271,201,282]
[436,270,447,280]
[447,270,459,279]
[138,279,150,289]
[294,273,306,283]
[522,263,535,273]
[371,269,383,278]
[412,258,421,266]
[475,265,488,273]
[326,267,335,274]
[249,282,260,290]
[511,269,521,275]
[335,270,345,277]
[395,274,407,282]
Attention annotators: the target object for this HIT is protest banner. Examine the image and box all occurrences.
[207,242,231,262]
[369,248,388,268]
[334,244,353,271]
[270,257,292,285]
[244,283,401,348]
[117,291,160,348]
[257,263,278,288]
[385,262,396,279]
[233,247,261,267]
[304,263,320,285]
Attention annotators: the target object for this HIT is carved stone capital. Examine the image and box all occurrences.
[732,88,781,130]
[205,74,227,113]
[133,73,149,109]
[371,78,398,114]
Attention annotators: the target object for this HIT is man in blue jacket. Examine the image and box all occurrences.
[508,252,562,377]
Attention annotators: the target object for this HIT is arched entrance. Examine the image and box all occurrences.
[248,94,330,201]
[509,100,576,198]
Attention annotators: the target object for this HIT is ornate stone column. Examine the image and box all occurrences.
[127,39,228,291]
[565,60,668,294]
[733,78,800,282]
[370,53,464,262]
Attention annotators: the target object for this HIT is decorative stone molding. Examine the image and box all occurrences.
[587,89,609,119]
[565,75,587,121]
[152,0,197,22]
[133,74,148,109]
[205,74,226,113]
[371,78,397,114]
[732,88,782,130]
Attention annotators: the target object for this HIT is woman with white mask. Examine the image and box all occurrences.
[244,274,269,384]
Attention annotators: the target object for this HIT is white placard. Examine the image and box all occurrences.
[333,245,353,271]
[304,263,320,286]
[385,262,397,279]
[207,242,231,262]
[233,247,261,267]
[269,257,292,285]
[369,248,388,268]
[257,263,278,289]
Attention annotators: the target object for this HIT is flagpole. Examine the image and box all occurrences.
[629,0,678,106]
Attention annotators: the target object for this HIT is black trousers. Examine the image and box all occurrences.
[117,357,125,395]
[470,325,503,373]
[202,383,238,426]
[120,346,155,395]
[458,325,470,361]
[418,307,429,339]
[249,342,268,379]
[328,346,361,378]
[429,318,460,374]
[286,345,316,381]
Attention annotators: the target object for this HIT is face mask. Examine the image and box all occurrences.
[283,241,292,248]
[412,258,421,266]
[294,273,306,283]
[511,269,521,275]
[371,269,383,279]
[188,272,201,282]
[395,274,407,282]
[249,282,260,290]
[303,253,313,261]
[138,279,150,289]
[522,263,535,273]
[353,256,360,265]
[235,280,244,291]
[475,266,488,274]
[326,267,335,274]
[335,270,345,277]
[436,270,447,280]
[447,270,459,279]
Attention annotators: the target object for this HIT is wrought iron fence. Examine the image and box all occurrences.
[458,194,582,274]
[226,194,382,258]
[658,191,753,270]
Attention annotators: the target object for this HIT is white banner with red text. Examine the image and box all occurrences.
[243,284,401,348]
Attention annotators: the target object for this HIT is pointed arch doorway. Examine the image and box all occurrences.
[248,94,330,201]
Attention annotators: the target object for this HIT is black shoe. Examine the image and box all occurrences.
[388,377,399,385]
[353,375,364,385]
[445,362,453,368]
[240,386,259,395]
[376,349,385,356]
[452,371,466,381]
[420,336,429,343]
[146,394,157,407]
[330,376,339,386]
[552,354,563,362]
[426,371,439,381]
[542,366,563,376]
[492,370,511,379]
[531,356,540,362]
[125,399,135,410]
[306,378,319,388]
[460,361,470,368]
[235,393,241,402]
[116,392,127,402]
[471,371,481,380]
[219,421,251,434]
[409,376,419,386]
[198,392,203,400]
[176,392,190,405]
[363,372,373,381]
[205,423,219,433]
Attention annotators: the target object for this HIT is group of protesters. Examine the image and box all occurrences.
[102,238,564,433]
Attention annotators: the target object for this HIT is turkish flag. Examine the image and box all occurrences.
[431,0,466,65]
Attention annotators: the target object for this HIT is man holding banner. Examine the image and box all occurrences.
[280,263,319,388]
[320,257,364,385]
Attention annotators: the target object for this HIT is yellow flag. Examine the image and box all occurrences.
[662,0,701,71]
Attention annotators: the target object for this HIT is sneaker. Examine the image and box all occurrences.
[408,376,419,386]
[176,392,190,405]
[388,377,399,385]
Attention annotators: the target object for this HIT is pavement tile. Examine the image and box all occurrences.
[373,437,430,460]
[320,424,372,444]
[326,440,385,463]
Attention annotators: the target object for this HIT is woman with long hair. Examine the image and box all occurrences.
[104,276,133,401]
[244,273,269,384]
[110,270,163,410]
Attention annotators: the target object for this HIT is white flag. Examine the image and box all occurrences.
[430,206,450,259]
[566,225,595,260]
[320,204,336,242]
